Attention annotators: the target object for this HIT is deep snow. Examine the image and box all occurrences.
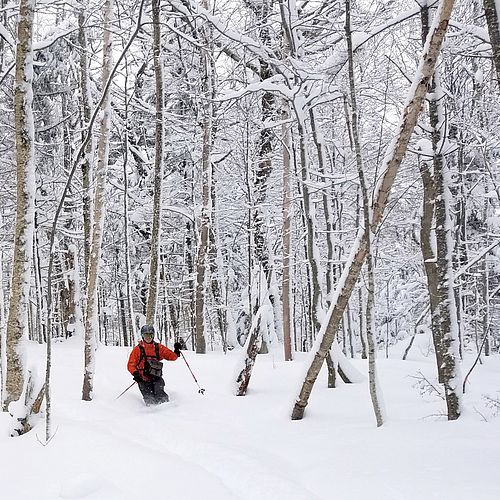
[1,334,500,500]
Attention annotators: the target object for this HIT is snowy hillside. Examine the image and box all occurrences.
[1,336,500,500]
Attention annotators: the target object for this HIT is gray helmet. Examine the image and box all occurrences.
[141,324,155,336]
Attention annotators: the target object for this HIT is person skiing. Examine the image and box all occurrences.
[127,324,182,405]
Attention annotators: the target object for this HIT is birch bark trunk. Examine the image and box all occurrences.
[82,0,114,401]
[4,0,36,412]
[420,5,462,420]
[194,0,214,354]
[431,84,462,418]
[145,0,164,325]
[78,7,94,279]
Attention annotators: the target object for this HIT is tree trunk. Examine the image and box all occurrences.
[78,7,94,279]
[235,314,262,395]
[82,0,114,401]
[432,94,462,419]
[309,108,335,299]
[421,5,462,420]
[145,0,164,325]
[291,0,456,420]
[346,0,384,425]
[418,5,446,386]
[282,98,293,361]
[123,82,135,346]
[233,0,276,390]
[194,0,214,354]
[358,286,367,359]
[296,120,324,335]
[4,0,36,412]
[208,194,229,350]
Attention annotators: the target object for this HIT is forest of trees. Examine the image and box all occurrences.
[0,0,499,436]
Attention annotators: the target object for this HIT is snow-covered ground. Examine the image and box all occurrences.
[1,335,500,500]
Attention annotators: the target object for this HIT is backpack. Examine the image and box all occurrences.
[138,342,163,378]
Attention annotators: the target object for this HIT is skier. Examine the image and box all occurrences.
[127,324,182,405]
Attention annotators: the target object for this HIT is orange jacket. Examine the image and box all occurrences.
[127,341,178,380]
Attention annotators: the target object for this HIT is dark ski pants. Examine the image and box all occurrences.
[137,377,169,405]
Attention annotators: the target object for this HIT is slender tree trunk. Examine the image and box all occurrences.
[208,181,228,350]
[70,245,84,338]
[418,151,443,379]
[432,94,462,419]
[123,74,135,346]
[296,117,338,384]
[235,314,262,395]
[4,0,36,412]
[33,214,46,343]
[346,0,384,425]
[291,0,456,420]
[234,0,276,391]
[194,0,214,354]
[82,0,114,401]
[358,286,367,359]
[418,5,445,384]
[309,108,335,299]
[282,99,293,361]
[195,0,214,354]
[278,2,294,363]
[78,8,94,278]
[421,5,462,420]
[296,120,323,334]
[482,259,490,356]
[145,0,164,325]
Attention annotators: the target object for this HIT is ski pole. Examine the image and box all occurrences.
[179,351,205,394]
[116,381,136,400]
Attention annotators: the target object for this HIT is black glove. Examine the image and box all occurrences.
[173,342,182,357]
[132,371,142,383]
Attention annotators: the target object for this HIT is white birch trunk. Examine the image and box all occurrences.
[145,0,164,326]
[78,7,94,278]
[82,0,114,401]
[4,0,36,412]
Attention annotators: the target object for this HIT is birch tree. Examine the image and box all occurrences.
[82,0,114,401]
[78,6,94,278]
[145,0,164,326]
[194,0,215,354]
[3,0,36,412]
[417,3,462,419]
